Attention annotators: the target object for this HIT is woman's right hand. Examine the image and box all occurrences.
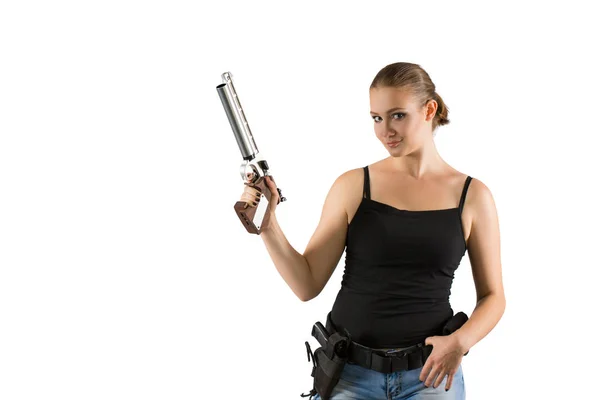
[240,175,281,216]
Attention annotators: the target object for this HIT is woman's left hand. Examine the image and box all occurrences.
[419,334,465,391]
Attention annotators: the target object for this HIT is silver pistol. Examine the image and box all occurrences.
[216,71,286,234]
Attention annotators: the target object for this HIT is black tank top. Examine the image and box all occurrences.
[330,166,472,348]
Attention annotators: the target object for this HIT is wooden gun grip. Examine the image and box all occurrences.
[233,176,275,235]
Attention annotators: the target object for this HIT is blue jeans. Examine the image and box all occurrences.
[311,362,465,400]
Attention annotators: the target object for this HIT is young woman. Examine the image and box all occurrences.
[240,62,505,400]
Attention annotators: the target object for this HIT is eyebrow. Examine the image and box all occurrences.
[369,107,407,115]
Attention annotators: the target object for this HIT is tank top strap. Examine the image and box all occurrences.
[459,176,473,215]
[363,165,371,199]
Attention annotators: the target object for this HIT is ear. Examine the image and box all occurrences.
[425,98,438,121]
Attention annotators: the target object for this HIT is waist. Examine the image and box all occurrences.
[330,292,453,348]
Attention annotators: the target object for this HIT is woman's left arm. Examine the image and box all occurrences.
[453,178,506,354]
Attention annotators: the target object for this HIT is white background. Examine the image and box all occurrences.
[1,1,598,399]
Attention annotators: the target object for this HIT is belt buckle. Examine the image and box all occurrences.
[385,342,422,357]
[385,349,407,358]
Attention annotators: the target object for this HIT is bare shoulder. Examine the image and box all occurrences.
[335,166,367,225]
[469,176,493,195]
[464,176,496,211]
[461,176,498,246]
[337,166,365,188]
[330,167,364,195]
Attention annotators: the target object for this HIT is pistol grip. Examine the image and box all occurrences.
[234,176,274,235]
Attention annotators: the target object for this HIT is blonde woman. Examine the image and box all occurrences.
[241,62,505,400]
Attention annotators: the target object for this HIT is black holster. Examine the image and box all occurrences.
[300,322,350,400]
[442,311,470,355]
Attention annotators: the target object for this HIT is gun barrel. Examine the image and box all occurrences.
[216,72,259,161]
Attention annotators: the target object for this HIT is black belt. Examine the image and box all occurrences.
[325,312,435,374]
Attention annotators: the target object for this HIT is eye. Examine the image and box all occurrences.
[372,113,406,123]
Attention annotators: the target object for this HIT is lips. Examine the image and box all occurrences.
[387,141,400,145]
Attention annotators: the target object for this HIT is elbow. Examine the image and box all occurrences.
[479,291,506,316]
[297,287,320,302]
[298,291,317,302]
[298,273,321,302]
[494,291,507,313]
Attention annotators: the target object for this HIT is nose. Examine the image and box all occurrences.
[384,127,397,138]
[383,120,397,136]
[375,119,397,139]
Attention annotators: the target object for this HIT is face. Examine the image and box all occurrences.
[369,87,437,155]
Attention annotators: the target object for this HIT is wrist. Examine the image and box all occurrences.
[451,331,470,355]
[259,213,277,234]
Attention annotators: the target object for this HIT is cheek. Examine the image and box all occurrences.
[374,127,386,139]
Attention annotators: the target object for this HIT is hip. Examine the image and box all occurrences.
[311,362,465,400]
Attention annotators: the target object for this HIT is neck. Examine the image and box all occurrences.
[386,135,447,179]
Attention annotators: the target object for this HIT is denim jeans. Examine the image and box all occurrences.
[311,362,465,400]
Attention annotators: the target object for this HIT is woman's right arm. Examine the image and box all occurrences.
[258,172,350,301]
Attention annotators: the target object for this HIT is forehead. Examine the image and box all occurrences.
[369,87,415,107]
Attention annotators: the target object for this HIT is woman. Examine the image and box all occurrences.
[239,62,505,399]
